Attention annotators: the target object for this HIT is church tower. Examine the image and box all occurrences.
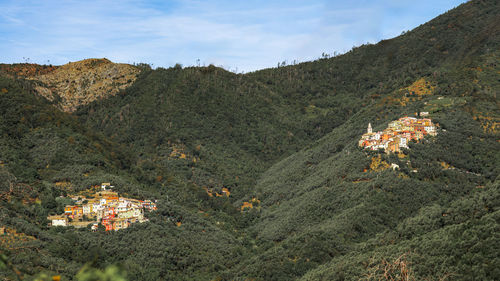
[367,123,372,134]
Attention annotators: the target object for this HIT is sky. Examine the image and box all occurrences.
[0,0,467,72]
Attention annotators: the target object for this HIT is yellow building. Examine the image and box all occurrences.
[82,204,93,215]
[64,206,83,217]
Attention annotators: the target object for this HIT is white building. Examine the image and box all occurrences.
[425,125,436,135]
[117,202,128,213]
[48,215,68,226]
[82,205,93,215]
[92,203,104,213]
[118,208,143,220]
[399,137,408,148]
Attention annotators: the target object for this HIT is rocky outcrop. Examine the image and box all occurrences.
[26,58,140,112]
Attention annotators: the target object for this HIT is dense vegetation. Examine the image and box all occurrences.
[0,0,499,280]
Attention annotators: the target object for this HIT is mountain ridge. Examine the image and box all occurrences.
[0,58,140,112]
[0,0,499,280]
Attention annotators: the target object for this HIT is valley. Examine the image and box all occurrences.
[0,0,499,280]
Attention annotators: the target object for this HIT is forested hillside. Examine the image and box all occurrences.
[0,0,499,280]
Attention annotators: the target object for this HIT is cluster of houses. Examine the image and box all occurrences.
[359,116,437,153]
[47,183,157,231]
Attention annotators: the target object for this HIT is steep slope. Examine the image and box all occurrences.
[300,180,500,280]
[0,0,498,280]
[226,1,500,279]
[0,75,246,280]
[76,0,500,207]
[0,58,140,112]
[74,63,367,207]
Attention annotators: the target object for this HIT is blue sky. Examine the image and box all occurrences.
[0,0,467,72]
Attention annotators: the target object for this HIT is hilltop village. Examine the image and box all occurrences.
[47,183,157,231]
[359,116,437,153]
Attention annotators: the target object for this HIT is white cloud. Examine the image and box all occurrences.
[0,0,467,72]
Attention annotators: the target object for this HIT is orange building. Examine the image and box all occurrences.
[101,215,115,231]
[64,206,82,217]
[104,196,119,204]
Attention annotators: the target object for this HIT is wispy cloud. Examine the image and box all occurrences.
[0,0,467,72]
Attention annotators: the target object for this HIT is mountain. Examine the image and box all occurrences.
[0,73,245,280]
[0,0,499,280]
[0,58,140,112]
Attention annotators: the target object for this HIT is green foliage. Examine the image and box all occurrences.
[0,0,499,280]
[75,264,127,281]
